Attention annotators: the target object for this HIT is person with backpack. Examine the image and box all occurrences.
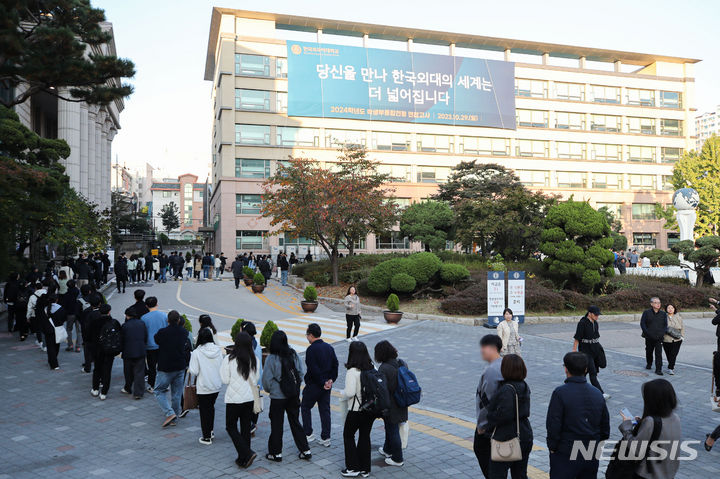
[261,330,311,462]
[79,288,101,373]
[301,323,339,448]
[121,307,148,399]
[153,310,192,427]
[141,297,168,392]
[90,304,122,399]
[128,289,149,319]
[61,279,82,352]
[42,294,67,370]
[220,331,258,467]
[374,340,410,467]
[27,280,49,350]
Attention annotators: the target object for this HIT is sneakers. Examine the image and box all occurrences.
[146,386,154,393]
[668,369,675,375]
[178,409,189,418]
[198,437,212,445]
[250,425,257,436]
[99,394,107,401]
[385,457,404,467]
[120,388,131,395]
[162,414,177,428]
[243,452,257,468]
[378,447,391,458]
[53,367,60,371]
[655,370,664,376]
[341,470,360,477]
[306,434,316,443]
[211,431,215,439]
[603,393,611,401]
[90,389,99,397]
[265,453,282,462]
[298,451,312,461]
[318,438,331,447]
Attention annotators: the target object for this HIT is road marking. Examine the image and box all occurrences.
[174,282,238,319]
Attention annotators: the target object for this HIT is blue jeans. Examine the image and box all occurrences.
[281,270,288,285]
[203,265,210,278]
[383,418,403,463]
[159,269,166,282]
[215,267,221,278]
[154,370,184,418]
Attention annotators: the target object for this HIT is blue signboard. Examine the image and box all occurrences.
[286,41,516,128]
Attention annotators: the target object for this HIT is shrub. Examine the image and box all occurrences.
[260,320,278,348]
[440,282,487,315]
[181,314,192,333]
[659,252,681,266]
[560,290,592,312]
[368,258,411,294]
[390,273,416,293]
[339,268,373,284]
[230,318,245,340]
[242,266,254,277]
[303,285,318,302]
[406,252,441,284]
[253,272,266,285]
[386,293,400,312]
[440,263,470,284]
[357,278,372,297]
[305,270,331,286]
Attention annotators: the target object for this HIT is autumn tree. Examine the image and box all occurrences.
[160,202,180,235]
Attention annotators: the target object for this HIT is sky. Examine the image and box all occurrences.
[94,0,720,180]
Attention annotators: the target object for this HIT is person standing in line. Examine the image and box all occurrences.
[151,255,160,281]
[120,307,148,399]
[90,304,121,400]
[546,352,609,479]
[190,328,224,445]
[662,303,684,375]
[3,272,21,333]
[474,335,504,478]
[231,256,244,289]
[153,310,192,427]
[572,305,610,400]
[75,258,91,287]
[185,255,194,280]
[14,280,31,342]
[214,254,222,280]
[137,255,146,283]
[289,252,298,272]
[242,321,263,435]
[202,252,212,280]
[301,323,339,448]
[640,297,668,375]
[57,270,69,295]
[62,279,82,352]
[42,294,67,370]
[193,254,202,281]
[344,286,361,341]
[340,340,375,478]
[220,331,259,468]
[28,280,49,350]
[278,253,290,286]
[144,252,154,283]
[158,254,168,283]
[115,253,128,293]
[127,255,137,284]
[261,330,311,462]
[129,289,149,319]
[80,291,102,373]
[375,340,408,468]
[497,308,521,356]
[220,252,227,277]
[486,354,533,479]
[101,251,110,284]
[141,297,168,392]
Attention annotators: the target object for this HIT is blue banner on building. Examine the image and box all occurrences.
[286,41,516,129]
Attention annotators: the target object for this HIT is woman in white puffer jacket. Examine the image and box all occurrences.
[188,328,223,445]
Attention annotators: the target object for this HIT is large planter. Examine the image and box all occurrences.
[383,311,403,324]
[251,284,265,294]
[243,278,253,286]
[300,301,319,313]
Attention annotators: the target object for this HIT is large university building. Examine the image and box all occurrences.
[204,7,698,255]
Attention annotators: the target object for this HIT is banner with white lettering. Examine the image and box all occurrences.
[487,271,505,327]
[507,271,526,324]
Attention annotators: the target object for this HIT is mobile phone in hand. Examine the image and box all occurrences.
[621,408,637,424]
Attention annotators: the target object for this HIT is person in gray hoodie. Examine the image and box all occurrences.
[474,334,504,478]
[261,330,311,462]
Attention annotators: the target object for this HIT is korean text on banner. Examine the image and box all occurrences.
[487,271,505,327]
[507,271,526,324]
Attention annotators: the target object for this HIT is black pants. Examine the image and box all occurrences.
[146,349,159,387]
[226,401,254,462]
[93,353,115,394]
[662,340,682,370]
[343,411,375,473]
[301,383,331,440]
[645,337,663,371]
[6,304,16,331]
[46,339,60,369]
[123,356,146,397]
[199,392,219,440]
[714,350,720,395]
[16,309,28,337]
[268,398,309,455]
[234,276,241,289]
[117,279,126,292]
[711,424,720,440]
[586,354,603,394]
[488,439,533,479]
[474,431,491,478]
[83,341,96,373]
[549,452,599,479]
[346,314,360,338]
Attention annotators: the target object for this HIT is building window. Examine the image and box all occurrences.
[632,204,656,220]
[556,141,586,159]
[375,231,410,250]
[276,92,288,113]
[591,143,622,161]
[235,89,271,111]
[460,137,509,156]
[596,202,623,218]
[378,164,411,182]
[162,191,172,198]
[236,194,262,215]
[279,233,314,246]
[667,233,680,248]
[515,79,547,98]
[235,159,270,178]
[235,54,270,77]
[556,171,586,188]
[390,198,412,209]
[628,146,655,163]
[516,170,549,187]
[554,82,584,101]
[660,119,682,136]
[662,176,674,191]
[659,91,682,108]
[590,114,621,132]
[629,175,657,190]
[276,58,288,78]
[372,132,409,151]
[277,127,319,147]
[661,147,683,163]
[517,109,548,128]
[416,166,450,183]
[417,134,454,152]
[325,129,366,148]
[592,173,622,189]
[626,88,655,106]
[555,111,585,130]
[236,230,267,250]
[235,124,271,145]
[590,85,620,104]
[627,117,656,135]
[633,233,657,247]
[184,183,193,226]
[516,139,549,158]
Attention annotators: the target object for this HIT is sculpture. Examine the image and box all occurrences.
[672,188,700,242]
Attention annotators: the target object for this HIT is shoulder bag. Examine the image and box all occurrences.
[252,371,264,414]
[183,373,198,410]
[50,315,68,344]
[490,385,522,462]
[666,327,682,340]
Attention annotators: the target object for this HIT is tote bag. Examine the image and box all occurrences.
[50,316,67,344]
[490,385,522,462]
[183,374,198,410]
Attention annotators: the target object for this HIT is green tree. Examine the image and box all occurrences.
[654,203,679,233]
[671,135,720,236]
[672,237,720,288]
[160,202,180,235]
[399,200,454,252]
[540,200,615,292]
[46,189,111,254]
[110,192,150,242]
[597,206,628,251]
[0,0,135,107]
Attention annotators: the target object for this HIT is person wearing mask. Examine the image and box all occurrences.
[261,330,311,463]
[4,272,21,333]
[42,294,67,370]
[141,297,168,392]
[344,286,361,341]
[497,308,521,356]
[475,334,504,478]
[220,331,258,467]
[190,328,224,446]
[546,352,609,479]
[619,379,680,479]
[115,253,128,293]
[153,310,192,427]
[89,304,121,400]
[231,256,244,289]
[662,303,684,375]
[242,321,263,435]
[62,279,82,352]
[278,253,290,286]
[27,279,49,350]
[572,305,610,399]
[80,291,102,373]
[375,340,408,468]
[129,289,150,319]
[289,252,298,271]
[486,354,533,479]
[640,297,668,375]
[301,323,339,448]
[121,307,148,399]
[340,340,375,478]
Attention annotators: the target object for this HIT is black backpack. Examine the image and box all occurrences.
[605,416,662,479]
[278,354,301,400]
[98,319,122,356]
[359,369,392,417]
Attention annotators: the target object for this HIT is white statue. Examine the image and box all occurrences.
[673,188,700,242]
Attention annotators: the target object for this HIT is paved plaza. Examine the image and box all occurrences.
[2,276,720,478]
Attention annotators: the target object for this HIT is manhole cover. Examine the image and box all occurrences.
[613,369,648,377]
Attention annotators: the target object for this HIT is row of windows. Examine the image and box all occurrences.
[516,170,671,191]
[235,54,287,78]
[234,125,683,163]
[516,109,683,136]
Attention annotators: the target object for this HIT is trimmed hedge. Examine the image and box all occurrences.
[440,263,470,284]
[253,272,266,285]
[406,252,442,284]
[387,293,400,312]
[390,273,417,293]
[368,258,411,293]
[303,285,318,302]
[230,318,244,340]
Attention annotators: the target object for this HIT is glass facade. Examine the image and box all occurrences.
[461,137,509,155]
[277,127,319,147]
[235,54,270,76]
[235,89,270,111]
[372,132,410,151]
[236,194,262,215]
[516,139,548,158]
[236,230,267,250]
[515,78,548,98]
[235,159,270,178]
[235,124,270,145]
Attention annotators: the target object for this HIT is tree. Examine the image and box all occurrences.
[0,0,135,107]
[597,206,628,251]
[672,236,720,288]
[671,135,720,236]
[654,203,679,233]
[46,189,111,254]
[160,202,180,235]
[399,200,454,252]
[110,192,150,242]
[539,200,615,292]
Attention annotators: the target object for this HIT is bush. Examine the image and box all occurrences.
[253,272,266,285]
[440,263,470,284]
[339,268,373,284]
[368,258,411,294]
[560,290,592,311]
[242,266,254,277]
[659,252,681,266]
[260,320,278,348]
[357,278,372,297]
[305,270,331,286]
[230,318,245,340]
[181,314,192,333]
[390,273,416,293]
[386,293,400,312]
[303,285,318,302]
[406,252,441,284]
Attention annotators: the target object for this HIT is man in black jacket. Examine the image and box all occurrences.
[231,256,244,289]
[121,307,148,399]
[640,296,667,375]
[3,272,21,333]
[80,287,101,373]
[128,289,150,319]
[301,324,338,448]
[278,253,290,286]
[153,310,191,427]
[90,304,122,400]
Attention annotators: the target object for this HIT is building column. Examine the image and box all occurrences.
[79,104,89,196]
[542,52,549,65]
[87,106,97,202]
[103,127,116,210]
[98,115,108,207]
[579,56,587,69]
[504,48,511,61]
[57,92,81,192]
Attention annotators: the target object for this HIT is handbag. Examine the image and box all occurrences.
[399,421,410,449]
[490,385,523,462]
[50,315,67,344]
[252,384,263,414]
[183,373,198,410]
[712,374,720,413]
[666,327,682,340]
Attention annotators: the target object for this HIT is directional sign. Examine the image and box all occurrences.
[508,271,526,323]
[487,271,505,327]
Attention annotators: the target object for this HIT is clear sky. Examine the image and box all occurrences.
[94,0,720,179]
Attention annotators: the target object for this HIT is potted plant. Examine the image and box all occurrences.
[260,320,278,365]
[243,266,254,286]
[301,285,319,312]
[225,318,244,353]
[251,272,266,293]
[383,293,403,323]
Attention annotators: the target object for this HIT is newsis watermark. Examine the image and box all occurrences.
[570,440,702,462]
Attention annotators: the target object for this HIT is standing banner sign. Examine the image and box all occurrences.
[487,271,505,327]
[507,271,526,324]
